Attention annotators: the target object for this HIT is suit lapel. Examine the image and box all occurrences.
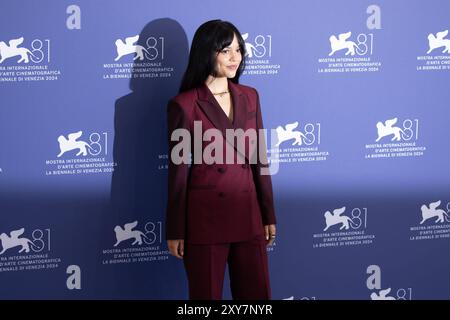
[229,80,247,131]
[196,80,249,162]
[197,85,233,136]
[197,80,247,130]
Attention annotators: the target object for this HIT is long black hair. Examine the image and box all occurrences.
[179,19,246,93]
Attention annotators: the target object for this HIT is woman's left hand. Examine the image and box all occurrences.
[264,224,276,246]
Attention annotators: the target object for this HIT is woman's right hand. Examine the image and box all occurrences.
[167,239,185,259]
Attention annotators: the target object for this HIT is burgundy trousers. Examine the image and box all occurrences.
[183,234,271,300]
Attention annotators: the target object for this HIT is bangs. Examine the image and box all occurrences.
[213,27,236,51]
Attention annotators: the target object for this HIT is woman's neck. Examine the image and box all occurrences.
[205,76,228,94]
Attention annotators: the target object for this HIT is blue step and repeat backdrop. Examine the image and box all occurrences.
[1,0,449,299]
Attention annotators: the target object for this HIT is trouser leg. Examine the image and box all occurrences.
[183,242,229,300]
[228,234,271,300]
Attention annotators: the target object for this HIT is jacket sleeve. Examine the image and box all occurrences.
[251,89,277,225]
[165,99,190,240]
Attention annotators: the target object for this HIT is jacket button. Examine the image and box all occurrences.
[217,167,225,173]
[218,192,225,197]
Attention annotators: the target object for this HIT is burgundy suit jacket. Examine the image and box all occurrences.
[166,79,276,244]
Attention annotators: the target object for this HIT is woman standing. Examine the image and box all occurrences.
[166,19,276,300]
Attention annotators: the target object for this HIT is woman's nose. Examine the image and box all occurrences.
[230,51,240,62]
